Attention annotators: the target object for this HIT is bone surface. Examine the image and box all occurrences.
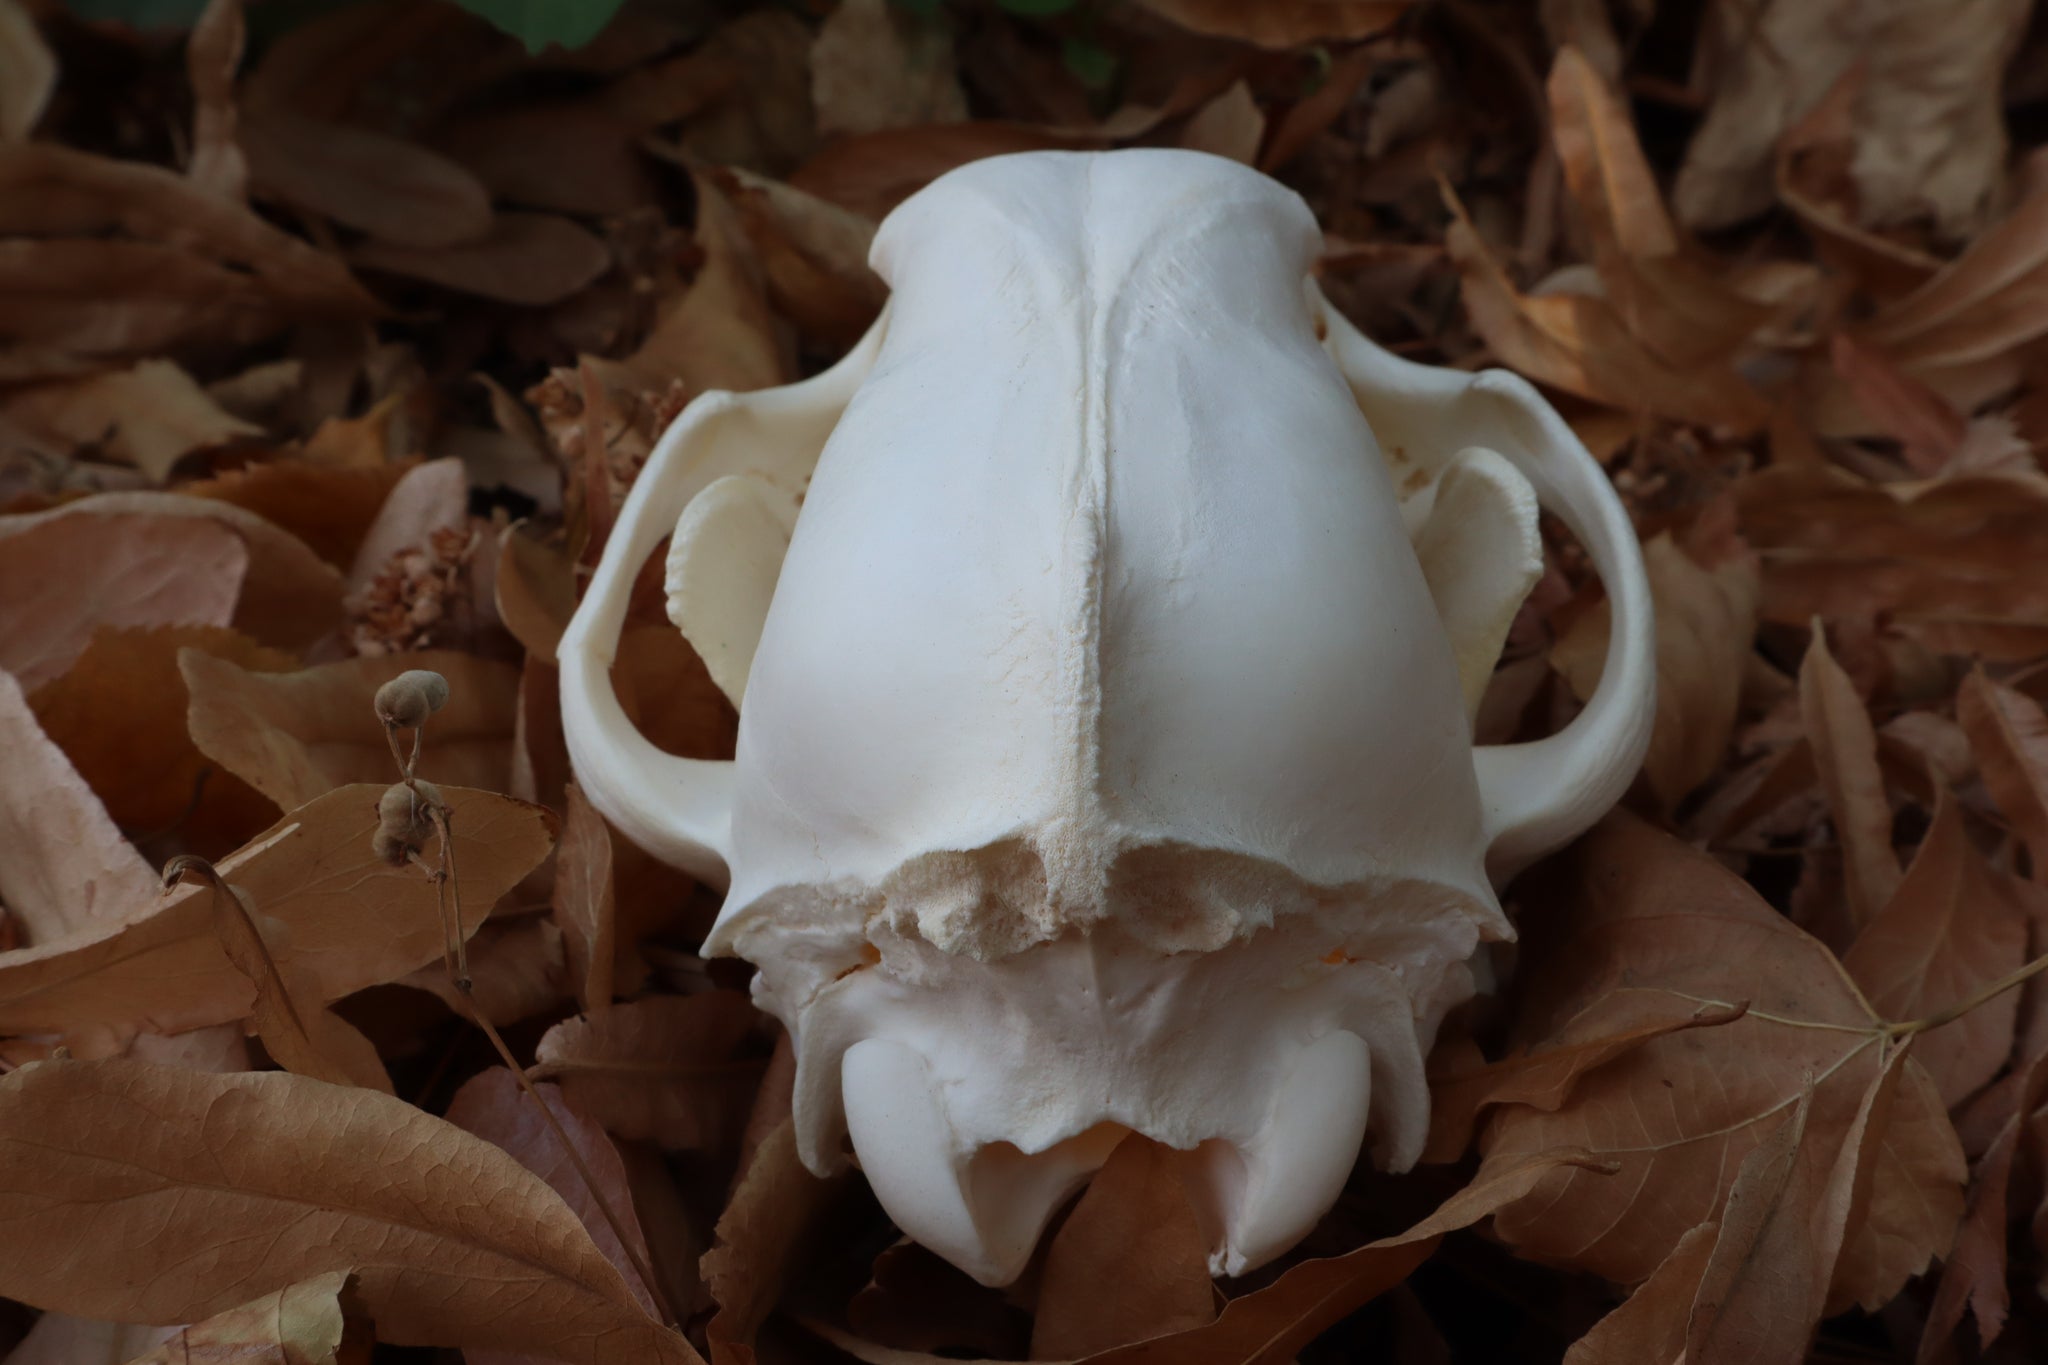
[559,148,1655,1286]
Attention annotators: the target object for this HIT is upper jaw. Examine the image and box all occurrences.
[785,904,1486,1286]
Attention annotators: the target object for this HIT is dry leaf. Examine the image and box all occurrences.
[185,457,416,569]
[1828,332,1966,473]
[0,669,158,947]
[243,110,495,248]
[495,525,577,664]
[185,0,248,202]
[1030,1136,1217,1359]
[400,913,566,1026]
[553,782,618,1013]
[1553,528,1758,810]
[0,511,246,691]
[1676,0,2029,237]
[3,1314,174,1365]
[789,123,1093,222]
[1918,1053,2048,1360]
[1842,798,2032,1107]
[435,102,655,217]
[128,1269,363,1365]
[0,1057,699,1363]
[182,648,519,811]
[1959,671,2048,874]
[713,167,885,348]
[353,213,611,307]
[1177,81,1264,165]
[1131,0,1408,48]
[1478,814,1964,1311]
[531,992,765,1151]
[0,0,54,143]
[1798,626,1900,930]
[0,783,554,1048]
[1548,47,1775,370]
[346,457,469,591]
[29,624,294,853]
[1869,188,2048,373]
[627,173,789,394]
[1,359,261,481]
[812,0,968,137]
[1442,191,1769,431]
[445,1069,662,1322]
[0,492,346,651]
[703,1119,844,1365]
[1563,1222,1718,1365]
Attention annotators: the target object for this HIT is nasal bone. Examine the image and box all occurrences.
[840,1030,1374,1286]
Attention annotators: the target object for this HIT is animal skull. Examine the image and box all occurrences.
[559,149,1654,1286]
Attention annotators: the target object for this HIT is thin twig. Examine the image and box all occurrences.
[1890,949,2048,1040]
[430,803,467,988]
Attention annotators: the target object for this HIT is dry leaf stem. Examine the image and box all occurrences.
[162,854,312,1041]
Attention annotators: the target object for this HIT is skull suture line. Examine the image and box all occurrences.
[559,149,1655,1287]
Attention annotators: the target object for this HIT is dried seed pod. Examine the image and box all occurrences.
[373,669,450,729]
[373,779,445,865]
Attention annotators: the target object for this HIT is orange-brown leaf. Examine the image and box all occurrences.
[1958,670,2048,874]
[0,1057,698,1363]
[126,1270,363,1365]
[1798,627,1900,929]
[531,992,765,1151]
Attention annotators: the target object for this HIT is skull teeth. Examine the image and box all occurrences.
[840,1030,1374,1286]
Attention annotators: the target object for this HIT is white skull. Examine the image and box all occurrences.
[559,149,1653,1286]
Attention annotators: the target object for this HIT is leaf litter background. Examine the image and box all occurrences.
[6,0,2048,1361]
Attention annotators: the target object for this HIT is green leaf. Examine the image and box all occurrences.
[451,0,626,53]
[1061,35,1117,90]
[999,0,1082,16]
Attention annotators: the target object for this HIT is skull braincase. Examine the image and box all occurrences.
[561,150,1653,1287]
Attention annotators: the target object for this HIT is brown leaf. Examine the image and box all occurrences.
[3,1313,173,1365]
[713,167,885,348]
[1918,1052,2048,1360]
[1798,626,1900,930]
[0,0,54,143]
[614,625,740,760]
[1842,798,2032,1106]
[703,1119,844,1365]
[0,491,346,651]
[1032,1136,1216,1358]
[446,1069,661,1322]
[0,783,553,1048]
[1478,815,1964,1310]
[243,109,495,248]
[182,647,518,811]
[531,992,765,1151]
[1426,998,1749,1164]
[495,523,577,664]
[435,103,655,217]
[1740,464,2048,657]
[1178,81,1264,165]
[1868,188,2048,369]
[29,624,294,854]
[1552,528,1759,810]
[812,0,967,137]
[553,782,618,1013]
[0,669,158,947]
[399,913,566,1026]
[0,359,260,480]
[1958,671,2048,875]
[626,172,789,394]
[1828,332,1966,473]
[185,0,248,202]
[1442,191,1769,431]
[1563,1222,1717,1365]
[345,456,469,591]
[353,213,610,307]
[789,123,1094,222]
[128,1269,362,1365]
[1548,47,1775,369]
[0,1057,699,1363]
[1130,0,1407,48]
[0,511,245,691]
[181,862,393,1094]
[185,456,416,570]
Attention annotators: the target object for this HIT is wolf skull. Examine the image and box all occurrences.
[559,149,1654,1286]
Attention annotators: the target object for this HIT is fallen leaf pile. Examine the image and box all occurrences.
[6,0,2048,1361]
